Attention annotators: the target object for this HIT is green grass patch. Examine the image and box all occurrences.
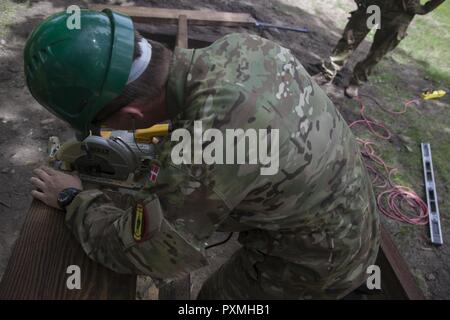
[394,1,450,85]
[0,0,28,39]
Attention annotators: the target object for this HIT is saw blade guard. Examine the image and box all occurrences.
[56,135,138,180]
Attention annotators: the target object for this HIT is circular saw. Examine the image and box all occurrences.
[48,124,169,189]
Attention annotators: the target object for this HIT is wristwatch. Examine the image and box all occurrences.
[57,187,82,210]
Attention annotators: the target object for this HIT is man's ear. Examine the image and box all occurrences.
[119,102,145,120]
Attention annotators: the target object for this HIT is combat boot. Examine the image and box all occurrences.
[345,84,359,98]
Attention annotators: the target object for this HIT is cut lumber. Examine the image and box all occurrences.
[0,199,136,299]
[377,225,425,300]
[90,5,256,27]
[135,23,220,49]
[176,15,188,49]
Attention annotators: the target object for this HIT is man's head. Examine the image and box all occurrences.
[94,31,172,130]
[24,9,172,135]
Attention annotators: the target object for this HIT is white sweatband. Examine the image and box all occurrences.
[127,38,152,84]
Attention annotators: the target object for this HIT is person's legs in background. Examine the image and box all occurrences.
[345,11,415,97]
[318,4,372,84]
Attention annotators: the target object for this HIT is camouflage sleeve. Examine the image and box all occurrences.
[64,185,218,281]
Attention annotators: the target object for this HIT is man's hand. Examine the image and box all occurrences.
[30,166,83,209]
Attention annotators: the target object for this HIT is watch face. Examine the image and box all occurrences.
[58,190,70,203]
[58,188,80,208]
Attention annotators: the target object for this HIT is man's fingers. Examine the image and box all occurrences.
[40,166,56,176]
[33,168,50,181]
[30,177,45,190]
[31,190,46,202]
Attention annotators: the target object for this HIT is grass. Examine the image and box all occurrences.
[0,0,29,40]
[396,1,450,84]
[364,75,450,217]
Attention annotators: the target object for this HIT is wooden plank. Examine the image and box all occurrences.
[378,225,425,300]
[0,200,136,299]
[135,23,220,49]
[90,5,256,27]
[159,275,191,300]
[176,15,188,49]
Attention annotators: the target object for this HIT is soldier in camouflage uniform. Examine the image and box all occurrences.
[319,0,445,98]
[27,10,380,299]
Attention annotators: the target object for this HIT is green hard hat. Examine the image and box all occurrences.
[24,9,134,133]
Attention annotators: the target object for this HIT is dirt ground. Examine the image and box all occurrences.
[1,0,449,299]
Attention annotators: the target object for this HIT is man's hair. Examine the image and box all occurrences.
[94,31,172,123]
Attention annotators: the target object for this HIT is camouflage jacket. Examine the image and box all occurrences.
[66,34,379,289]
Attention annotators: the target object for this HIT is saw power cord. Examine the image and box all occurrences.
[205,232,234,250]
[348,94,428,225]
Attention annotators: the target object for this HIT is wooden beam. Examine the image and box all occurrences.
[0,200,136,299]
[378,225,425,300]
[90,5,256,27]
[176,15,188,49]
[135,23,220,49]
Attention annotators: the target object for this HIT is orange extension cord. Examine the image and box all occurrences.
[348,94,429,225]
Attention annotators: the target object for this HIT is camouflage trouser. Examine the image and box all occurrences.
[197,238,379,300]
[197,205,380,300]
[322,2,415,85]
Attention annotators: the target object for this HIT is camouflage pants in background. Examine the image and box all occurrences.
[322,2,415,85]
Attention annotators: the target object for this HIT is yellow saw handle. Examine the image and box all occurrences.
[100,124,170,143]
[134,123,170,143]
